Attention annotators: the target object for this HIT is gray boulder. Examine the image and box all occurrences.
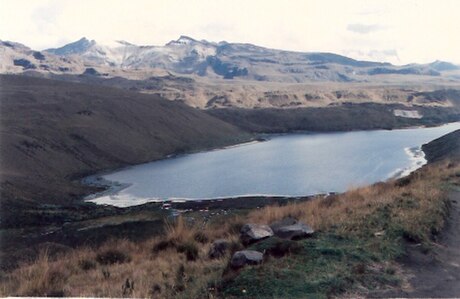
[270,218,314,240]
[240,223,274,245]
[270,217,298,230]
[230,250,264,268]
[208,239,229,259]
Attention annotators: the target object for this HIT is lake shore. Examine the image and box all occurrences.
[82,122,460,208]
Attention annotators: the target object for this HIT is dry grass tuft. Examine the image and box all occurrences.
[247,161,457,241]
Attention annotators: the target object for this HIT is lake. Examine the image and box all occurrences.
[86,123,460,207]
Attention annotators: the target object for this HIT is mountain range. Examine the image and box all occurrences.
[2,36,460,82]
[2,36,460,109]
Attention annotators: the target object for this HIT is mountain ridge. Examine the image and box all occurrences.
[2,36,459,83]
[3,36,460,109]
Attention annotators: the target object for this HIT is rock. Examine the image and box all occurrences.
[374,230,385,237]
[270,218,314,240]
[240,224,274,245]
[230,250,264,268]
[269,217,298,230]
[208,239,229,259]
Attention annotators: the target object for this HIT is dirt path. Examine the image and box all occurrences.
[374,189,460,298]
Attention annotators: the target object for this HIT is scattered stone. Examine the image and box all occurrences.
[240,223,273,245]
[374,230,385,237]
[208,239,229,259]
[230,250,264,268]
[270,218,314,240]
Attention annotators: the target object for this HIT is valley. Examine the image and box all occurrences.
[1,35,460,298]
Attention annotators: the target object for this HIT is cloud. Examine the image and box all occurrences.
[367,49,400,63]
[1,0,460,65]
[31,0,65,29]
[342,49,400,64]
[346,23,385,34]
[357,8,386,16]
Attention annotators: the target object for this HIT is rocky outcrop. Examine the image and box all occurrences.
[240,224,273,245]
[230,250,264,268]
[270,218,314,240]
[226,219,315,269]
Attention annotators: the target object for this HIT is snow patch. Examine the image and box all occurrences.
[394,109,423,119]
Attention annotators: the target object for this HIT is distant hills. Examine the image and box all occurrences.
[1,36,459,83]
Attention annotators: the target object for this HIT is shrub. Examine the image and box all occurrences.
[95,249,130,265]
[152,239,176,253]
[174,264,186,293]
[177,242,199,261]
[227,221,244,235]
[150,283,161,295]
[78,259,96,271]
[193,231,209,243]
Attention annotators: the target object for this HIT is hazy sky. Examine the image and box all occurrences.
[1,0,459,65]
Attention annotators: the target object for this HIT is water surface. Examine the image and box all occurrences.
[87,123,460,207]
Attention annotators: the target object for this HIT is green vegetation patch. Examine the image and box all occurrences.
[222,232,404,298]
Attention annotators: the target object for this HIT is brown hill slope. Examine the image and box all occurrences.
[0,75,249,207]
[207,104,460,133]
[422,129,460,162]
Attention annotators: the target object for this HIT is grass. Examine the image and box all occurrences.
[0,160,458,298]
[222,232,403,298]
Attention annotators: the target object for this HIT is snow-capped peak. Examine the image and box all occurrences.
[115,40,136,47]
[166,35,199,46]
[45,37,96,55]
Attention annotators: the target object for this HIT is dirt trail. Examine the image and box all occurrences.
[374,189,460,298]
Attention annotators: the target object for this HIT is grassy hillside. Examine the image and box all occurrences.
[1,132,459,298]
[0,75,249,212]
[422,129,460,162]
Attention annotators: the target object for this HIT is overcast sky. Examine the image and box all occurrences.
[1,0,459,65]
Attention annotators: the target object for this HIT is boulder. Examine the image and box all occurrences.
[208,239,229,259]
[240,224,273,245]
[270,218,314,240]
[230,250,264,268]
[269,217,298,230]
